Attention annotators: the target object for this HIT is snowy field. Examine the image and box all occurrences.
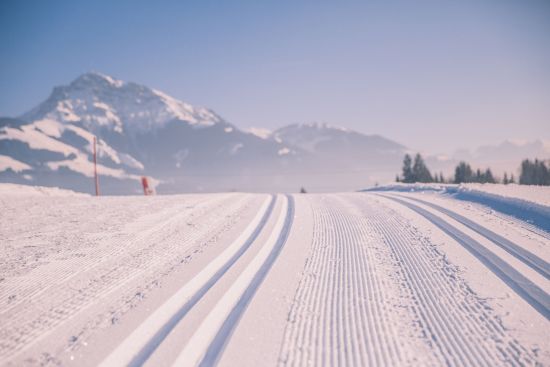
[0,183,548,366]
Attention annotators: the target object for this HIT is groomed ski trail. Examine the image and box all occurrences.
[278,194,539,367]
[0,193,259,364]
[395,194,550,279]
[172,194,294,367]
[380,194,550,320]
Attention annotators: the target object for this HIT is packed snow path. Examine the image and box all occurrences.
[0,188,548,366]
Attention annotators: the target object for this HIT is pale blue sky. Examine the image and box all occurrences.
[1,0,549,152]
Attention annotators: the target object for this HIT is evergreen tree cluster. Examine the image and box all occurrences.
[502,172,515,185]
[519,159,550,185]
[453,162,496,184]
[399,153,434,183]
[395,155,549,186]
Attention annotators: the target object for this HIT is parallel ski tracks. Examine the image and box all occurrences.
[397,194,550,280]
[0,194,253,361]
[279,194,538,366]
[174,195,295,367]
[100,194,295,367]
[381,194,550,321]
[364,194,539,366]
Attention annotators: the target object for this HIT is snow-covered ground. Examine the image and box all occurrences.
[0,183,548,366]
[366,182,550,207]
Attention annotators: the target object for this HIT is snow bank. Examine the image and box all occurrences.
[0,183,89,197]
[0,155,32,173]
[365,183,550,208]
[456,183,550,208]
[366,182,550,231]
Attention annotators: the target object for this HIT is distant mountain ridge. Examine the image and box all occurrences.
[0,72,408,193]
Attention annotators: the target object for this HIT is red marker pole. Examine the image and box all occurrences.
[141,176,150,195]
[93,137,100,196]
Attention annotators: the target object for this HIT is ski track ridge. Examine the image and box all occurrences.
[396,194,550,280]
[99,194,276,367]
[279,195,417,367]
[171,194,294,367]
[0,194,253,362]
[381,194,550,321]
[279,194,539,367]
[198,194,295,367]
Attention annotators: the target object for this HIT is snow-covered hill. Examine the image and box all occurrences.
[0,72,407,193]
[22,72,223,133]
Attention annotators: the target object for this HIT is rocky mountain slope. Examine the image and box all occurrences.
[0,72,407,193]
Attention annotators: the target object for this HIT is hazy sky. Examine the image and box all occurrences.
[1,0,549,153]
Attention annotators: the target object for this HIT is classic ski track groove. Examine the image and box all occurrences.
[172,194,294,367]
[396,194,550,279]
[381,194,550,321]
[1,192,546,366]
[279,195,421,367]
[279,194,538,367]
[99,194,276,367]
[0,195,230,312]
[0,194,256,361]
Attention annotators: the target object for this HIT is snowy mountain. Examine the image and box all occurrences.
[274,122,404,161]
[0,72,407,193]
[21,72,222,133]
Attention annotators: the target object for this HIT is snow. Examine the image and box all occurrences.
[0,183,88,197]
[277,147,290,155]
[368,182,550,207]
[246,127,272,139]
[56,100,82,122]
[0,155,31,172]
[100,196,274,367]
[119,153,145,171]
[32,118,64,138]
[151,88,219,127]
[458,183,550,207]
[92,101,123,127]
[47,154,141,180]
[1,185,548,365]
[0,124,79,156]
[230,143,244,155]
[0,117,145,179]
[21,72,223,137]
[96,72,124,88]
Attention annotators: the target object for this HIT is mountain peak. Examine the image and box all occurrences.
[20,72,224,133]
[70,71,125,89]
[278,122,350,133]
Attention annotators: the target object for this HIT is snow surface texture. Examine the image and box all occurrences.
[368,182,550,207]
[0,183,89,197]
[367,183,550,233]
[0,183,548,366]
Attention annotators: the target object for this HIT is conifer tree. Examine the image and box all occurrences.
[454,162,473,183]
[402,154,413,183]
[520,159,550,185]
[484,168,495,184]
[412,153,433,183]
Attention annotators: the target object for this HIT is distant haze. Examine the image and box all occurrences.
[1,0,549,153]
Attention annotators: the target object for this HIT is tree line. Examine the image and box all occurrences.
[396,154,550,186]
